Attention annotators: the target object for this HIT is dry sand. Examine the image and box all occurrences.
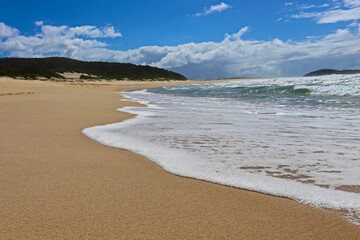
[0,77,359,239]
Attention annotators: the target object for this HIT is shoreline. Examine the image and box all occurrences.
[90,83,360,226]
[1,77,359,239]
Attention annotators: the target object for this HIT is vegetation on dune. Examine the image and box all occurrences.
[0,57,187,80]
[304,69,360,77]
[0,68,64,79]
[79,74,98,80]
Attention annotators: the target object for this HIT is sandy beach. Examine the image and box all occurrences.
[1,77,359,239]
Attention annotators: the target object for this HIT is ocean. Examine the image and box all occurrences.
[83,74,360,225]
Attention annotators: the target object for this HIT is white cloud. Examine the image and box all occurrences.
[292,12,321,20]
[297,3,330,9]
[297,5,316,10]
[1,22,360,78]
[195,2,231,16]
[102,26,123,37]
[343,0,360,7]
[35,21,43,26]
[67,26,102,38]
[0,22,19,39]
[0,23,120,58]
[58,26,360,78]
[291,0,360,23]
[324,28,355,40]
[38,23,123,38]
[285,2,294,6]
[224,26,249,40]
[348,21,359,27]
[318,6,360,23]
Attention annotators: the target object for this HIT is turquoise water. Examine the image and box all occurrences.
[149,75,360,108]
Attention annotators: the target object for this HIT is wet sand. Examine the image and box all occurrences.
[0,77,359,239]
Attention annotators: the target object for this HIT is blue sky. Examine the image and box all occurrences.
[1,0,360,78]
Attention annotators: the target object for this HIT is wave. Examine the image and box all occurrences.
[154,74,360,98]
[83,75,360,225]
[83,84,360,225]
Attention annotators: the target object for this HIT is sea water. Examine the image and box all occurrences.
[83,74,360,224]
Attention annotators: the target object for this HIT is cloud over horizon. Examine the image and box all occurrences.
[1,21,360,79]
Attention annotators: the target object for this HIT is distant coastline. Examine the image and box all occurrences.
[304,69,360,77]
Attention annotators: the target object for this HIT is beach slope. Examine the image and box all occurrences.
[0,77,359,239]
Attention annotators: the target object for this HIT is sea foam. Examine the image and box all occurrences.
[83,75,360,224]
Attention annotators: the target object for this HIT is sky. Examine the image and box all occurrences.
[1,0,360,79]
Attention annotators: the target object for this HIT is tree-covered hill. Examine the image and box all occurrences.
[0,57,187,80]
[304,69,360,77]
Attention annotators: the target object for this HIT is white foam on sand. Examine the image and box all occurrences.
[83,77,360,224]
